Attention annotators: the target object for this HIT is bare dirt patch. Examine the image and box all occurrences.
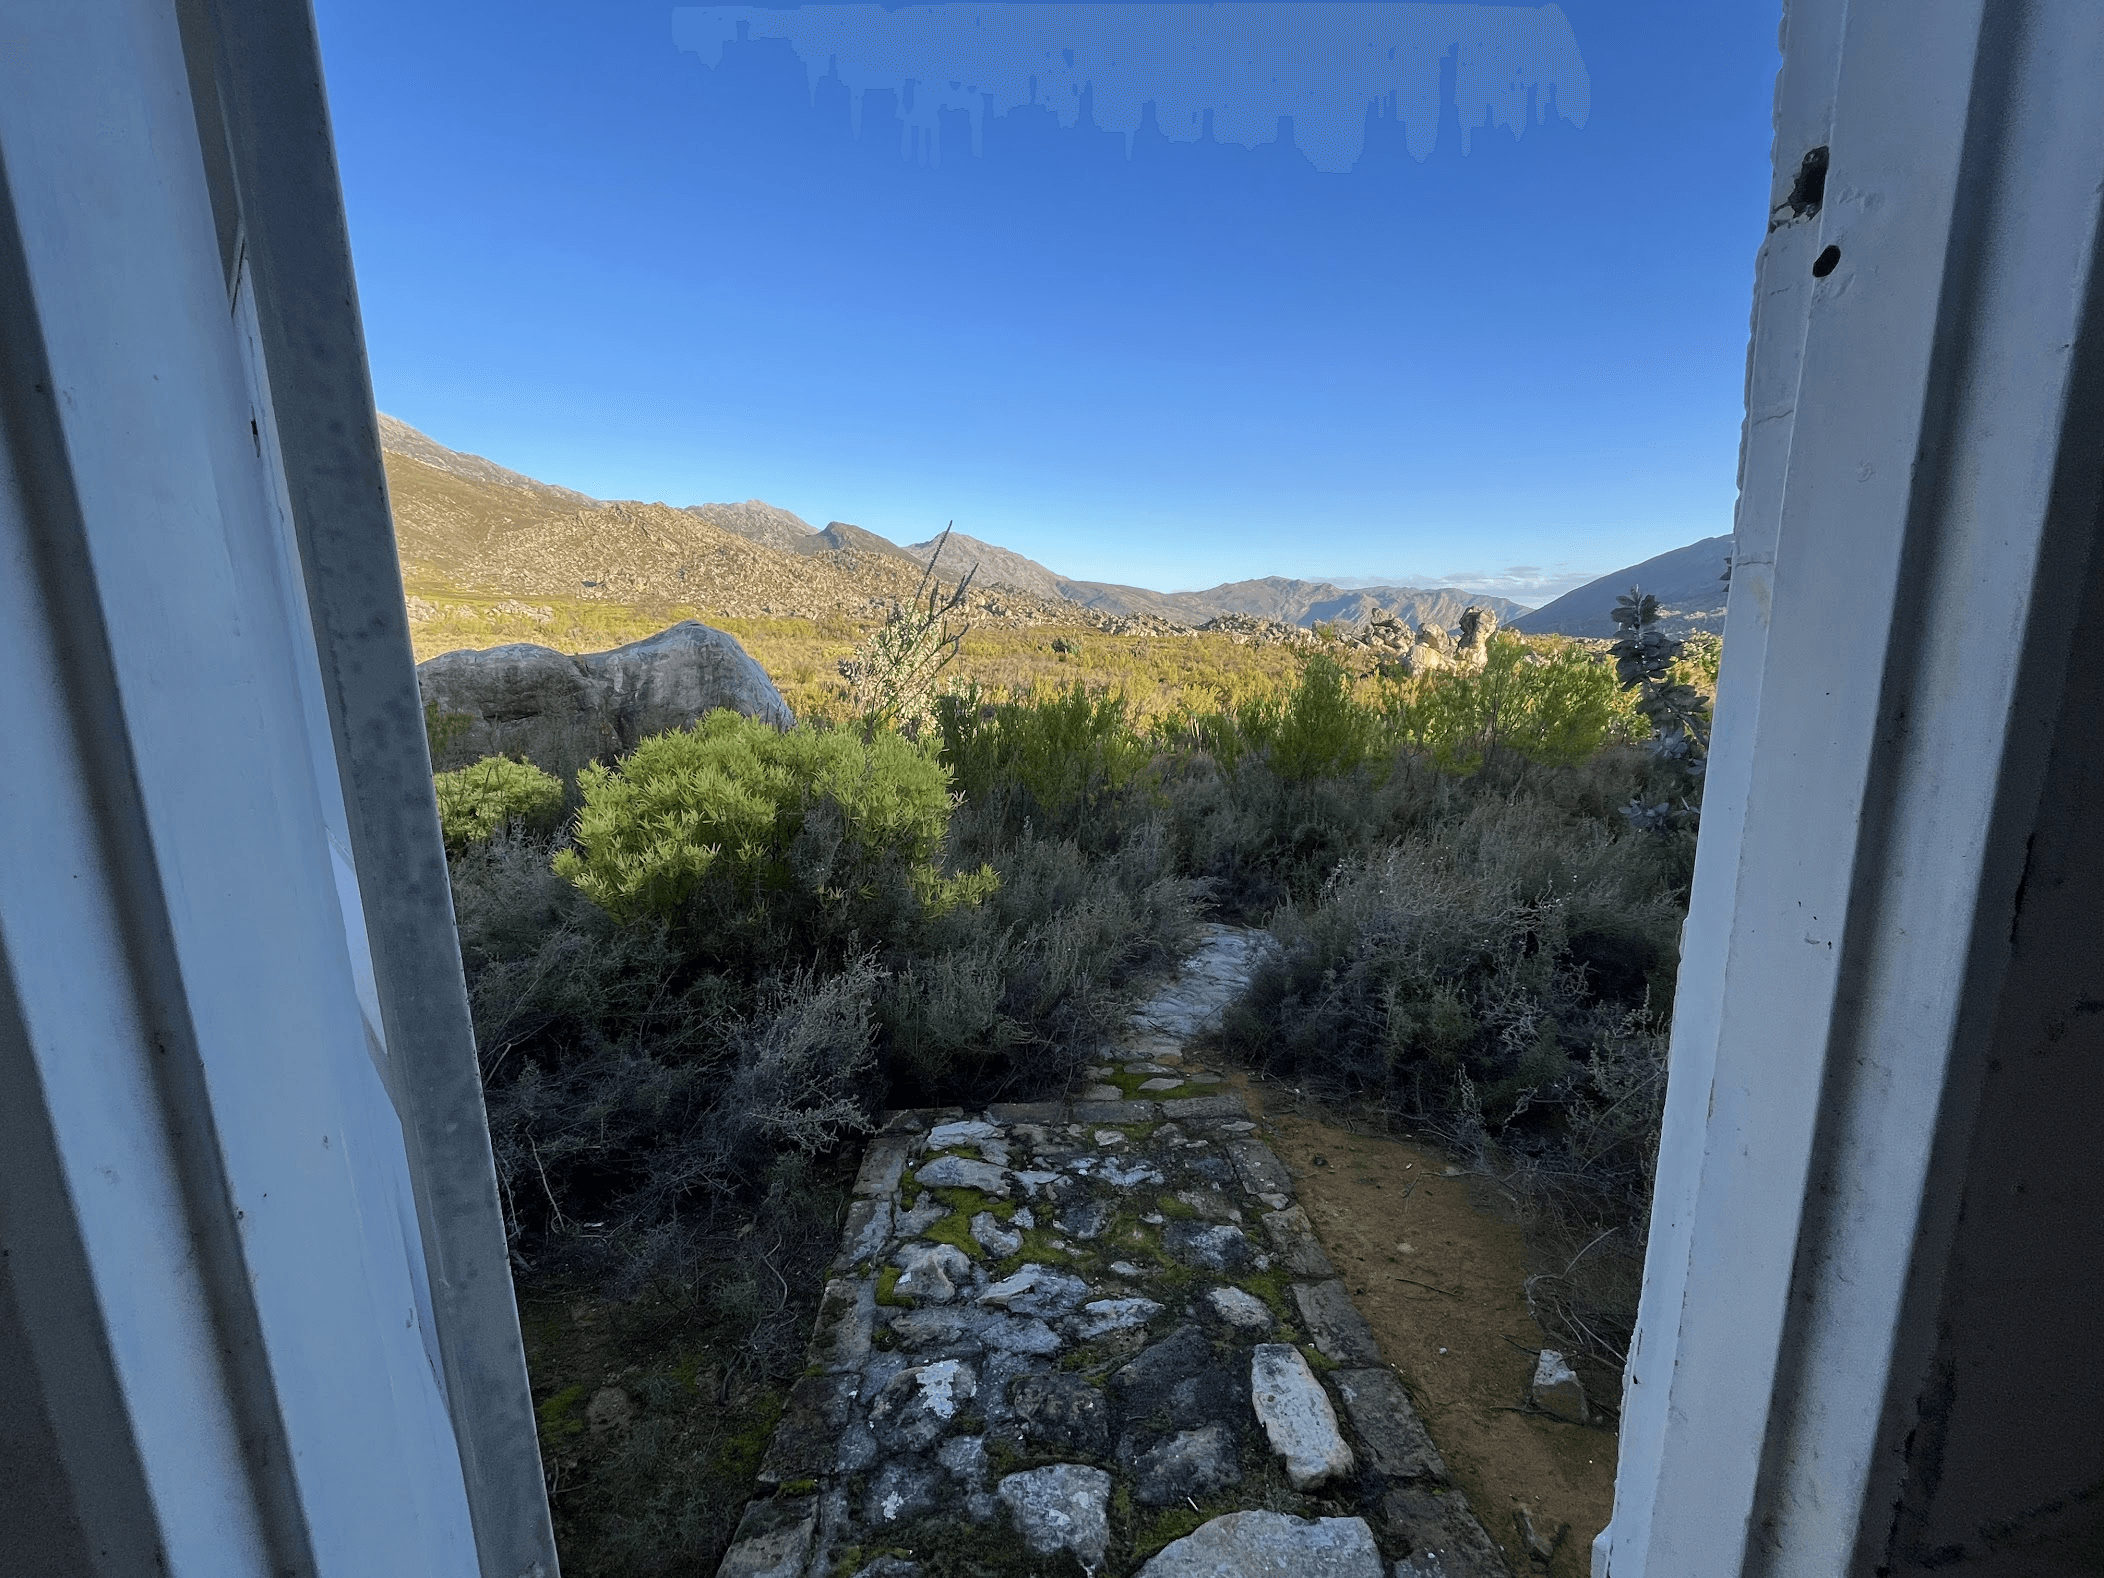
[1233,1074,1616,1576]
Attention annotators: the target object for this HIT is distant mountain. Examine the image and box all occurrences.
[906,542,1530,632]
[377,415,1536,634]
[1181,577,1532,631]
[680,499,818,555]
[377,413,600,509]
[1511,535,1733,638]
[814,521,921,564]
[906,531,1069,599]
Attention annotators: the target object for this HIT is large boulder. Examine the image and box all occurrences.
[418,620,793,783]
[1397,605,1500,677]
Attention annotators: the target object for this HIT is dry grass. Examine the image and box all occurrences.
[405,573,1307,720]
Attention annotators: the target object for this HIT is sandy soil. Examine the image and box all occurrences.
[1234,1073,1616,1576]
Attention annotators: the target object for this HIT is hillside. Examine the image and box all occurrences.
[1511,534,1733,638]
[381,419,1151,631]
[677,499,817,554]
[381,415,1526,635]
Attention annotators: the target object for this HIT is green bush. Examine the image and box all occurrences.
[934,681,1153,823]
[434,755,566,852]
[553,710,994,953]
[1392,636,1621,772]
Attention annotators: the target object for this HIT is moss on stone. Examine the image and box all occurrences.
[875,1265,908,1307]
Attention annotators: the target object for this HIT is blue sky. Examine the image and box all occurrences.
[314,1,1780,602]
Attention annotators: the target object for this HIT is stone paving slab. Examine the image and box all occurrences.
[716,925,1509,1578]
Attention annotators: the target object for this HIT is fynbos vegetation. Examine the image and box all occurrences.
[441,624,1705,1574]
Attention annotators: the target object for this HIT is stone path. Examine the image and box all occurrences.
[718,925,1511,1578]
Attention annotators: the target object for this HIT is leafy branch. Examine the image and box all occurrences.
[1610,588,1710,832]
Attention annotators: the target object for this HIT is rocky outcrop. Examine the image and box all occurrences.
[417,620,793,782]
[1348,604,1501,676]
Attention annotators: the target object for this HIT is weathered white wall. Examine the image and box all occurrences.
[1599,2,2104,1573]
[0,3,551,1574]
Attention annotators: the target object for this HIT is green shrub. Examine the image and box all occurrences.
[934,681,1152,821]
[1394,636,1620,772]
[434,755,566,852]
[1270,652,1381,780]
[1157,652,1379,781]
[553,710,994,953]
[883,812,1195,1097]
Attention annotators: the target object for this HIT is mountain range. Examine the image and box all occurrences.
[380,414,1725,639]
[1510,534,1733,638]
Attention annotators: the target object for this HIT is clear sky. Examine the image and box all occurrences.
[313,1,1781,603]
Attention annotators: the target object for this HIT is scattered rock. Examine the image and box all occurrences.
[970,1211,1022,1257]
[867,1359,977,1451]
[811,1278,875,1372]
[891,1192,948,1239]
[1133,1511,1384,1578]
[717,1494,817,1578]
[1139,1077,1186,1092]
[864,1458,944,1526]
[1059,1199,1117,1239]
[996,1463,1112,1569]
[1014,1170,1062,1198]
[1163,1221,1261,1272]
[1206,1286,1275,1332]
[980,1264,1089,1317]
[1529,1350,1590,1424]
[1380,1484,1512,1576]
[1116,1325,1212,1396]
[1221,1138,1295,1198]
[1260,1207,1337,1278]
[1071,1297,1163,1338]
[891,1243,973,1304]
[1175,1187,1240,1221]
[885,1306,1062,1356]
[854,1138,912,1199]
[1515,1506,1566,1565]
[927,1119,1011,1166]
[1330,1368,1448,1483]
[838,1198,892,1267]
[914,1155,1010,1196]
[1250,1344,1355,1490]
[1161,1094,1249,1121]
[1133,1423,1243,1506]
[1292,1281,1384,1366]
[1099,1160,1166,1190]
[1010,1371,1112,1453]
[1082,1083,1124,1101]
[937,1433,988,1486]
